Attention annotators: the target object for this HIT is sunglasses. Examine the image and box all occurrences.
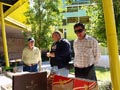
[74,29,83,34]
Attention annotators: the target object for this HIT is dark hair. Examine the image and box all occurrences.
[74,22,85,29]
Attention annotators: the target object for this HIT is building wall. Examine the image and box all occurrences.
[60,1,90,40]
[0,35,25,60]
[0,20,27,60]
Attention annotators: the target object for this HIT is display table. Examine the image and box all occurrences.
[0,71,47,90]
[0,72,30,90]
[0,72,98,90]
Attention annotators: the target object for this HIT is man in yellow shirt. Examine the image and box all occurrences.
[22,37,42,72]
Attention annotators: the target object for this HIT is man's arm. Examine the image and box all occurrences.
[93,40,101,64]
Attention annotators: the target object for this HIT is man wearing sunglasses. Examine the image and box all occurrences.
[73,22,101,81]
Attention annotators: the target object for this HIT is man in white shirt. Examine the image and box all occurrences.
[73,23,101,81]
[22,37,42,72]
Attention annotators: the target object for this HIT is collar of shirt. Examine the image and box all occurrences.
[78,34,91,41]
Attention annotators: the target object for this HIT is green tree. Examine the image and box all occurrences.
[83,0,120,48]
[113,0,120,50]
[82,0,106,46]
[25,0,64,50]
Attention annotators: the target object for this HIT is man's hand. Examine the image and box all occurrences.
[47,52,55,57]
[47,52,51,57]
[50,53,55,57]
[38,61,42,71]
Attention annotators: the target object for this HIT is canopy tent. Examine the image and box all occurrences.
[0,0,29,30]
[0,0,29,67]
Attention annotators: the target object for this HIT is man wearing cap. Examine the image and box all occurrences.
[22,37,42,72]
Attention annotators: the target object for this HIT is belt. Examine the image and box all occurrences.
[76,64,94,69]
[24,63,37,67]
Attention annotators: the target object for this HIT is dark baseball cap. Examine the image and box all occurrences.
[28,37,35,42]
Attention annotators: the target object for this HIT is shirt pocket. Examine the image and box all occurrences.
[34,51,38,58]
[83,47,93,56]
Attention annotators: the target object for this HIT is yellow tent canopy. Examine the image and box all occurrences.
[0,0,30,67]
[0,0,29,30]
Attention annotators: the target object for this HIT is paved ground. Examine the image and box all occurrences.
[42,55,109,77]
[42,61,74,77]
[41,55,111,70]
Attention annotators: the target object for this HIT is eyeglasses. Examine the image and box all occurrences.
[74,29,83,34]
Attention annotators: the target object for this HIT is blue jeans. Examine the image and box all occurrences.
[51,66,69,77]
[23,64,38,72]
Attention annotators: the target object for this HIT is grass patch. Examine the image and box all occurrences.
[70,66,111,81]
[70,67,112,89]
[96,67,111,81]
[96,67,112,89]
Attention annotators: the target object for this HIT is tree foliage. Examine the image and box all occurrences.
[83,0,120,47]
[113,0,120,48]
[25,0,65,50]
[82,0,106,46]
